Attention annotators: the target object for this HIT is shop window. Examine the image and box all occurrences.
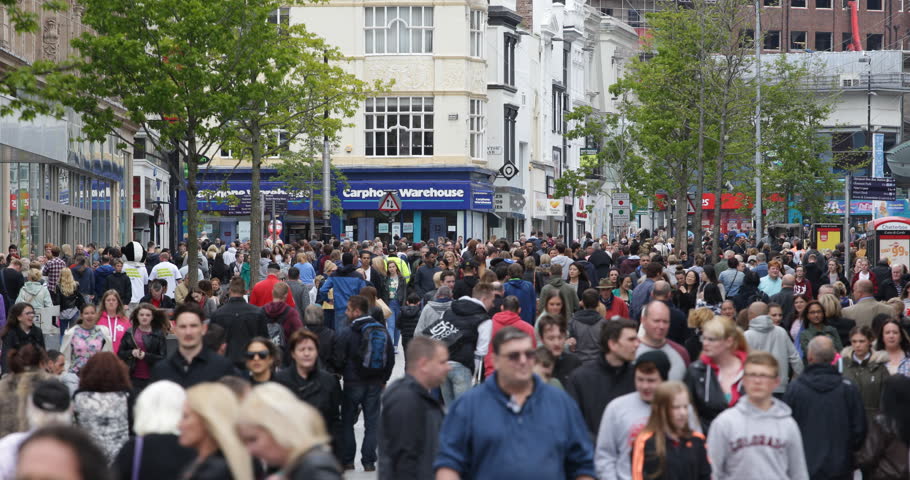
[790,31,807,50]
[469,99,485,160]
[739,29,755,48]
[763,0,780,7]
[365,96,434,157]
[763,30,781,50]
[815,32,833,51]
[220,147,233,158]
[470,10,483,58]
[867,34,883,50]
[365,6,434,54]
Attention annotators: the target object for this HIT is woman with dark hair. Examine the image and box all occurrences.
[60,304,113,375]
[673,270,699,313]
[875,319,910,376]
[732,270,769,312]
[0,302,44,374]
[697,264,725,301]
[73,351,132,463]
[17,425,115,480]
[0,344,50,437]
[613,275,633,303]
[244,337,280,385]
[118,303,169,392]
[273,329,342,460]
[696,283,724,314]
[797,300,844,363]
[567,262,591,299]
[856,375,910,480]
[843,325,890,422]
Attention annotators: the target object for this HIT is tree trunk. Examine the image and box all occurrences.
[309,167,316,240]
[186,134,200,288]
[249,123,263,288]
[694,10,707,258]
[711,109,729,264]
[675,188,688,256]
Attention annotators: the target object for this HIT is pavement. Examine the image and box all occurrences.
[344,346,407,480]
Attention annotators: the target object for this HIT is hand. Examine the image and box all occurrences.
[132,349,141,358]
[566,337,577,352]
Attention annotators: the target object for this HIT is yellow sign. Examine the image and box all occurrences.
[815,227,841,252]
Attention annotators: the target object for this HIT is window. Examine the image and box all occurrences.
[562,46,570,86]
[503,105,518,166]
[815,32,833,51]
[867,0,882,10]
[268,130,289,158]
[763,0,780,7]
[790,31,807,50]
[469,99,484,160]
[268,8,290,26]
[816,0,831,8]
[365,97,434,157]
[740,29,755,48]
[504,34,517,86]
[627,9,642,27]
[867,33,883,50]
[133,137,146,160]
[763,30,781,50]
[791,0,806,6]
[552,86,566,134]
[545,175,555,196]
[470,10,483,58]
[220,147,233,158]
[842,32,854,51]
[365,6,433,54]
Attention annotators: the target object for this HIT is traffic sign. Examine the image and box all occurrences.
[612,192,630,209]
[686,196,696,214]
[851,176,896,201]
[378,190,402,212]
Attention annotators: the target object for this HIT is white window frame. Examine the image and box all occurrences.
[365,6,434,55]
[470,10,484,58]
[365,97,434,157]
[268,7,290,26]
[220,147,233,158]
[469,99,484,160]
[267,130,290,158]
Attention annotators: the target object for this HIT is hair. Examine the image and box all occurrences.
[236,383,331,470]
[688,307,715,330]
[78,352,131,392]
[799,300,826,326]
[406,336,445,369]
[174,302,206,325]
[27,268,42,282]
[639,381,695,478]
[133,380,185,436]
[204,323,226,352]
[7,343,47,374]
[492,326,531,355]
[472,282,496,301]
[25,390,73,429]
[537,313,568,338]
[581,289,599,309]
[816,293,842,320]
[229,277,246,295]
[57,268,78,297]
[536,288,568,322]
[129,302,169,331]
[702,283,723,305]
[303,305,323,327]
[359,286,378,308]
[875,318,910,353]
[245,337,281,370]
[600,318,637,354]
[849,324,876,343]
[185,383,253,480]
[2,302,35,338]
[218,376,252,398]
[701,316,749,355]
[17,425,114,480]
[272,281,289,300]
[807,336,836,364]
[347,295,369,317]
[535,346,555,368]
[502,295,521,313]
[745,350,780,376]
[287,329,320,357]
[880,375,910,444]
[99,290,127,318]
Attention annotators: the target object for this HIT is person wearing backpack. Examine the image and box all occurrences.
[332,294,394,473]
[261,282,303,365]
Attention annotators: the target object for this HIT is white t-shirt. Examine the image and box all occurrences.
[149,261,182,298]
[123,263,148,304]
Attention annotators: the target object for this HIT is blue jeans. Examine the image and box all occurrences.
[388,299,401,347]
[441,361,473,406]
[341,383,382,466]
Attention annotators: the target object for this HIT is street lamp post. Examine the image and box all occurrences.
[754,0,763,243]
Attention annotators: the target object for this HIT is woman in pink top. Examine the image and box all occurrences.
[98,290,132,353]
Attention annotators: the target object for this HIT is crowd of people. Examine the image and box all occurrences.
[1,229,910,479]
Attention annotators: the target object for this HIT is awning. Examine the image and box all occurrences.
[886,140,910,186]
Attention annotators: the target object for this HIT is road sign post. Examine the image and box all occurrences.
[378,190,402,241]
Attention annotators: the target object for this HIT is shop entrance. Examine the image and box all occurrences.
[357,217,375,242]
[428,217,447,242]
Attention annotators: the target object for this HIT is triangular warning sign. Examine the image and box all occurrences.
[686,196,696,214]
[378,191,402,212]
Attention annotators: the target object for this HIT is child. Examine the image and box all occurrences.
[398,294,423,358]
[534,347,563,389]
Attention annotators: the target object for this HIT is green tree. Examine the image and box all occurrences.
[275,144,348,239]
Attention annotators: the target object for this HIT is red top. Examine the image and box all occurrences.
[484,310,536,378]
[249,274,296,307]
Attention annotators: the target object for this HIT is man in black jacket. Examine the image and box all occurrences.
[209,278,269,369]
[412,248,440,297]
[452,260,479,300]
[151,303,236,388]
[565,318,638,438]
[587,242,612,283]
[784,336,867,480]
[0,258,24,308]
[378,336,448,480]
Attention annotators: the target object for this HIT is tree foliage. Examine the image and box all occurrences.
[275,145,347,238]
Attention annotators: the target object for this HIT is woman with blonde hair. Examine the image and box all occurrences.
[818,293,853,348]
[179,382,253,480]
[55,268,85,334]
[15,269,53,313]
[631,381,709,480]
[684,315,748,431]
[236,383,341,479]
[684,308,715,361]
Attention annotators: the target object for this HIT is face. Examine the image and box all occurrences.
[568,265,579,279]
[114,262,123,273]
[675,272,685,285]
[608,328,641,362]
[851,333,872,358]
[16,438,82,480]
[642,305,670,343]
[237,424,289,467]
[828,260,837,272]
[795,267,804,279]
[721,301,736,318]
[743,363,780,402]
[541,324,567,357]
[609,271,619,283]
[700,330,734,358]
[179,404,210,450]
[768,266,780,279]
[635,369,662,403]
[493,337,536,385]
[137,308,154,328]
[104,294,118,313]
[442,275,455,290]
[80,306,98,329]
[769,307,783,326]
[211,278,221,291]
[893,266,903,281]
[686,271,697,286]
[858,260,869,272]
[18,307,35,329]
[421,345,451,389]
[245,341,274,375]
[174,312,207,349]
[533,362,554,380]
[360,253,371,268]
[51,355,65,375]
[192,291,205,303]
[292,338,319,371]
[669,391,691,432]
[883,323,902,349]
[806,304,824,326]
[794,296,807,313]
[388,262,398,276]
[545,296,563,316]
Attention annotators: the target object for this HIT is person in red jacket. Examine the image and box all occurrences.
[851,257,878,295]
[249,263,296,307]
[596,278,629,319]
[483,296,536,378]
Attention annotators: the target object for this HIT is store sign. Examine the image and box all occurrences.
[493,193,509,211]
[472,192,493,210]
[547,198,563,216]
[187,181,306,214]
[825,200,910,216]
[340,181,488,211]
[880,235,910,268]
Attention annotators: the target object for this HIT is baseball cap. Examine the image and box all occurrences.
[635,350,671,381]
[31,379,71,412]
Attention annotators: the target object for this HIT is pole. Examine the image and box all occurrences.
[844,174,851,278]
[754,0,763,241]
[270,197,276,247]
[321,53,332,243]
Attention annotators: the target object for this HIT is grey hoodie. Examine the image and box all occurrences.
[414,299,452,337]
[569,309,605,364]
[707,397,809,480]
[744,315,804,392]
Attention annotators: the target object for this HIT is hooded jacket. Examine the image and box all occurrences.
[706,398,808,480]
[503,278,536,325]
[783,364,867,480]
[317,265,368,325]
[70,264,95,297]
[414,299,452,338]
[397,304,422,344]
[262,301,304,346]
[841,350,890,422]
[744,315,804,392]
[15,282,53,310]
[439,298,490,371]
[93,264,115,299]
[565,355,635,437]
[569,309,606,364]
[540,277,580,318]
[105,272,132,307]
[483,310,536,377]
[684,350,747,432]
[453,275,478,300]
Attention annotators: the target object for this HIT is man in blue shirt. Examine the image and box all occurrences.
[434,327,595,480]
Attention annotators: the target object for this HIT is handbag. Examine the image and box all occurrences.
[376,298,392,320]
[131,435,144,480]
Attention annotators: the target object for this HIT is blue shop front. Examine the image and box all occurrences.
[177,166,495,244]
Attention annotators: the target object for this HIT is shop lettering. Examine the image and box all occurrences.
[344,187,465,199]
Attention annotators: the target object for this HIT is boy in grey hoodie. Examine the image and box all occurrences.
[743,302,804,393]
[707,351,809,480]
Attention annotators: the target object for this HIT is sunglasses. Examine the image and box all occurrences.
[244,350,270,360]
[502,349,537,362]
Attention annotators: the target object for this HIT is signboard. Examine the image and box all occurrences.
[378,223,389,233]
[612,192,630,209]
[873,133,885,178]
[880,235,910,268]
[851,176,896,201]
[686,196,696,214]
[403,223,414,233]
[613,213,630,226]
[471,192,494,210]
[378,191,402,212]
[238,221,251,242]
[392,223,401,237]
[815,225,841,252]
[493,193,509,211]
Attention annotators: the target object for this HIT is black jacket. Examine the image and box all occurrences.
[662,300,690,346]
[732,286,769,313]
[565,355,635,437]
[876,275,910,301]
[113,433,196,480]
[0,267,24,305]
[209,297,269,368]
[412,265,440,297]
[106,272,133,306]
[150,348,238,388]
[770,288,796,330]
[332,316,395,385]
[274,366,342,459]
[285,447,342,480]
[0,326,45,374]
[784,364,867,480]
[182,451,233,480]
[631,431,710,480]
[364,269,387,302]
[553,351,582,386]
[378,374,444,480]
[439,298,490,371]
[453,276,479,301]
[684,359,743,432]
[306,325,336,374]
[117,328,168,375]
[55,286,85,312]
[138,294,176,309]
[588,250,612,283]
[397,304,422,344]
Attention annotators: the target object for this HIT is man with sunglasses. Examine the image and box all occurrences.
[434,327,595,480]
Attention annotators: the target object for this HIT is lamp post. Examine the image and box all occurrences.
[754,0,763,243]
